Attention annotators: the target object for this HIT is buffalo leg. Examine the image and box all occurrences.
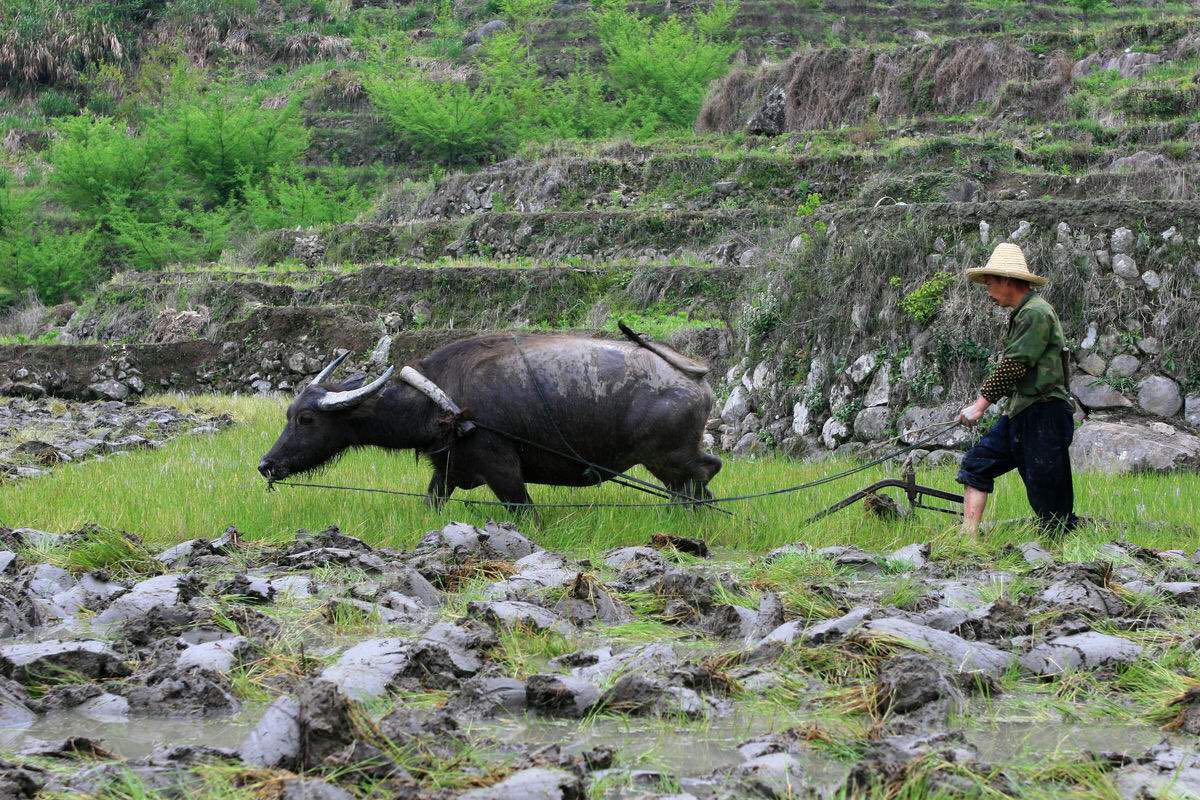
[486,474,535,515]
[425,470,455,510]
[478,449,536,514]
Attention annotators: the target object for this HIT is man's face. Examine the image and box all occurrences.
[983,276,1022,308]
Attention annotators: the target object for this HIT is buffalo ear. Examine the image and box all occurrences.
[336,373,367,391]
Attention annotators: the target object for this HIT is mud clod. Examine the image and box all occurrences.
[240,679,357,771]
[0,758,46,799]
[650,533,710,558]
[458,767,584,800]
[117,664,240,716]
[526,674,601,718]
[875,653,964,715]
[19,736,115,759]
[1020,630,1143,676]
[860,618,1011,678]
[0,640,130,683]
[447,670,528,718]
[280,778,356,800]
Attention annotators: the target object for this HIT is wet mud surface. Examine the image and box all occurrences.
[2,522,1200,798]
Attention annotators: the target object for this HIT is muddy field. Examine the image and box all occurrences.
[2,519,1200,799]
[0,398,231,481]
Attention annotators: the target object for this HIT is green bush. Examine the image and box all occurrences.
[367,75,517,164]
[0,171,32,239]
[37,89,80,117]
[1065,0,1111,15]
[104,196,232,271]
[900,272,954,326]
[1163,140,1190,160]
[365,0,737,162]
[537,71,622,139]
[0,178,102,301]
[0,228,102,303]
[155,94,311,202]
[85,90,119,116]
[495,0,553,32]
[37,86,319,290]
[240,169,372,229]
[592,0,739,132]
[796,192,822,217]
[48,115,167,220]
[1117,85,1197,119]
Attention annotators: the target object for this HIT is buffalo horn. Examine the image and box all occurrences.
[313,351,351,386]
[316,367,395,410]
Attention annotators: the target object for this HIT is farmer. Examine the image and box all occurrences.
[956,243,1078,539]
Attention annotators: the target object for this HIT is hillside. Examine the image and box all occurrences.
[1,0,1198,469]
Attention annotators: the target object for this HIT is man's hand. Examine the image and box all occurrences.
[959,396,990,427]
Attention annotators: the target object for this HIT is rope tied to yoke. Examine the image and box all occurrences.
[269,419,964,511]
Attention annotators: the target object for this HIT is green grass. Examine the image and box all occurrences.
[492,626,578,677]
[33,524,162,577]
[879,575,927,610]
[0,394,1196,558]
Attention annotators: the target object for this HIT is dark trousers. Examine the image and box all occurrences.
[956,399,1078,531]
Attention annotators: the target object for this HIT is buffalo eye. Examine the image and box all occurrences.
[297,412,315,426]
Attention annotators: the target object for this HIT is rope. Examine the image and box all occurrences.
[270,420,963,511]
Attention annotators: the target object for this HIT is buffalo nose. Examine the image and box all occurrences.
[258,458,274,479]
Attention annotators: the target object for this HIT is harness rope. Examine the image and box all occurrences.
[270,419,963,512]
[272,342,965,514]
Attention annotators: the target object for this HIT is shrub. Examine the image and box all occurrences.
[367,0,736,161]
[240,169,372,229]
[154,93,310,202]
[796,192,822,217]
[495,0,553,32]
[47,115,167,220]
[1163,140,1190,160]
[482,31,618,142]
[367,73,517,164]
[537,71,621,139]
[741,287,781,344]
[1,171,100,301]
[85,91,118,115]
[1117,85,1197,119]
[0,171,32,239]
[37,89,80,117]
[1066,0,1111,15]
[592,0,740,132]
[900,272,954,326]
[104,196,232,271]
[0,221,102,303]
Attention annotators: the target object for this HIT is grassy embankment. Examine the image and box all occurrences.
[2,395,1195,559]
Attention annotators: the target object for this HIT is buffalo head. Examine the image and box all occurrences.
[258,352,394,482]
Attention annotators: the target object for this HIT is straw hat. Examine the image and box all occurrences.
[965,243,1047,287]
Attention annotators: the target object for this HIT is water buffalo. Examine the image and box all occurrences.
[258,326,722,511]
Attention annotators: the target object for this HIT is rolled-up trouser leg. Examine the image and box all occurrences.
[1012,399,1078,531]
[956,414,1015,494]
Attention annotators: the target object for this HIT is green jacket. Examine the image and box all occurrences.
[999,292,1070,418]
